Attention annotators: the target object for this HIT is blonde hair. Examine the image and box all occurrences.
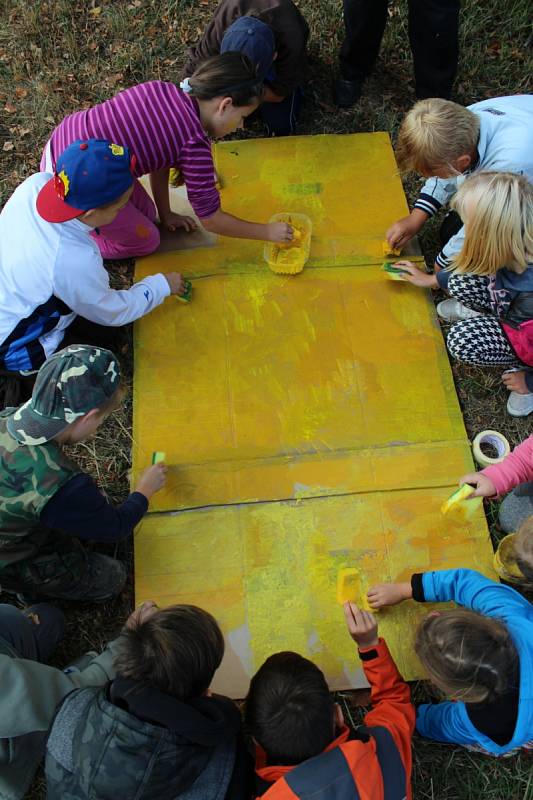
[415,609,518,704]
[396,99,480,174]
[515,515,533,585]
[451,172,533,276]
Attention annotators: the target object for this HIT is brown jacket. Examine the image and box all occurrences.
[183,0,309,97]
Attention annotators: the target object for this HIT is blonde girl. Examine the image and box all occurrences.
[395,172,533,417]
[366,568,533,756]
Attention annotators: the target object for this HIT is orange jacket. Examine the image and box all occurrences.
[254,639,415,800]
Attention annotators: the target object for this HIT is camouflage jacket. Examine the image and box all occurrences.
[0,410,80,565]
[45,681,242,800]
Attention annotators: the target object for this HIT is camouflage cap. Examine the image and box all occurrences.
[6,345,121,446]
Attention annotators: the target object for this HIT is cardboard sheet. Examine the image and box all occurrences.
[133,134,495,696]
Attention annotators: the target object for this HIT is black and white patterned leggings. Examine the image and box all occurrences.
[445,274,520,368]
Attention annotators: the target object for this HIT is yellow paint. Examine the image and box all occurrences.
[133,133,496,697]
[493,534,525,583]
[336,568,374,609]
[264,213,312,275]
[382,241,401,256]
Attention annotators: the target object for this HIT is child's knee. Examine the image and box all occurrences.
[446,323,467,360]
[132,221,160,256]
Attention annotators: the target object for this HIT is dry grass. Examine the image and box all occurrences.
[0,1,532,798]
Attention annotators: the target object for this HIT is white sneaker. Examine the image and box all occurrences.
[507,391,533,417]
[436,299,483,322]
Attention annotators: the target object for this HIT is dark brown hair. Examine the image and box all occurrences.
[114,605,224,701]
[245,651,334,765]
[415,609,518,704]
[188,52,263,106]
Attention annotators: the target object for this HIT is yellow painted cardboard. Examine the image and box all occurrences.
[133,133,496,696]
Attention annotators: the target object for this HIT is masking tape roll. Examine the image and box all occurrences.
[472,430,511,468]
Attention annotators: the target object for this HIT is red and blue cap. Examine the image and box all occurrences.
[221,17,276,82]
[37,138,136,223]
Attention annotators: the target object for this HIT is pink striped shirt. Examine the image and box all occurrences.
[48,81,220,219]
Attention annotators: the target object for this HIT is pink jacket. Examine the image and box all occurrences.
[482,435,533,495]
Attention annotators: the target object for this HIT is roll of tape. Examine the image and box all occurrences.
[472,430,511,468]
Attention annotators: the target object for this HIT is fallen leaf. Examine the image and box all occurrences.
[89,6,101,15]
[15,87,27,99]
[4,103,16,113]
[3,141,14,151]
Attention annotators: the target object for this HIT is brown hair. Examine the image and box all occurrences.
[114,604,224,701]
[415,609,518,704]
[245,651,334,765]
[515,515,533,584]
[396,98,480,175]
[188,52,263,107]
[450,172,533,276]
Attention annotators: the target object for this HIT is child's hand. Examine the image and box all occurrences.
[386,214,424,249]
[459,473,496,498]
[165,272,187,296]
[135,463,167,500]
[267,222,294,243]
[394,261,439,288]
[343,602,379,648]
[502,370,529,394]
[367,582,412,609]
[160,210,197,233]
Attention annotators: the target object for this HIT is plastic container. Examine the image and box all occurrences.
[264,213,312,275]
[493,533,525,584]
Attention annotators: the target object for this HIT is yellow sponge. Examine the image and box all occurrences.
[382,241,401,257]
[336,568,375,611]
[441,484,481,520]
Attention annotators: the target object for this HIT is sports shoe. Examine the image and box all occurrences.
[507,391,533,417]
[334,78,362,108]
[436,299,483,322]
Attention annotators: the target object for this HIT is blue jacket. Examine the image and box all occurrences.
[416,568,533,755]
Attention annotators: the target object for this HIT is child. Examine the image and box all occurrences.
[392,172,533,417]
[460,434,533,534]
[0,138,186,386]
[367,568,533,756]
[45,603,250,800]
[386,95,533,283]
[0,344,166,602]
[42,53,293,259]
[245,603,414,799]
[183,1,309,137]
[0,601,146,800]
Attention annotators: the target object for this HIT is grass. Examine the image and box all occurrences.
[0,0,532,797]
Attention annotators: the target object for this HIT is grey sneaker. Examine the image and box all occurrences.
[436,299,483,322]
[507,391,533,417]
[55,553,127,603]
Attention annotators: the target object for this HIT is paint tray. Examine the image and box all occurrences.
[264,213,312,275]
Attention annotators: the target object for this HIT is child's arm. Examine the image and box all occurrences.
[202,208,293,243]
[40,464,166,544]
[479,435,533,496]
[343,604,415,772]
[149,167,197,232]
[368,570,533,626]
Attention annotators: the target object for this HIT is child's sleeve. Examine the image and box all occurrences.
[418,568,533,625]
[358,638,415,772]
[415,700,476,747]
[179,138,221,220]
[413,176,457,218]
[481,435,533,496]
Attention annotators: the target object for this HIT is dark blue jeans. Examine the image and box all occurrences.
[0,603,65,661]
[261,87,303,137]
